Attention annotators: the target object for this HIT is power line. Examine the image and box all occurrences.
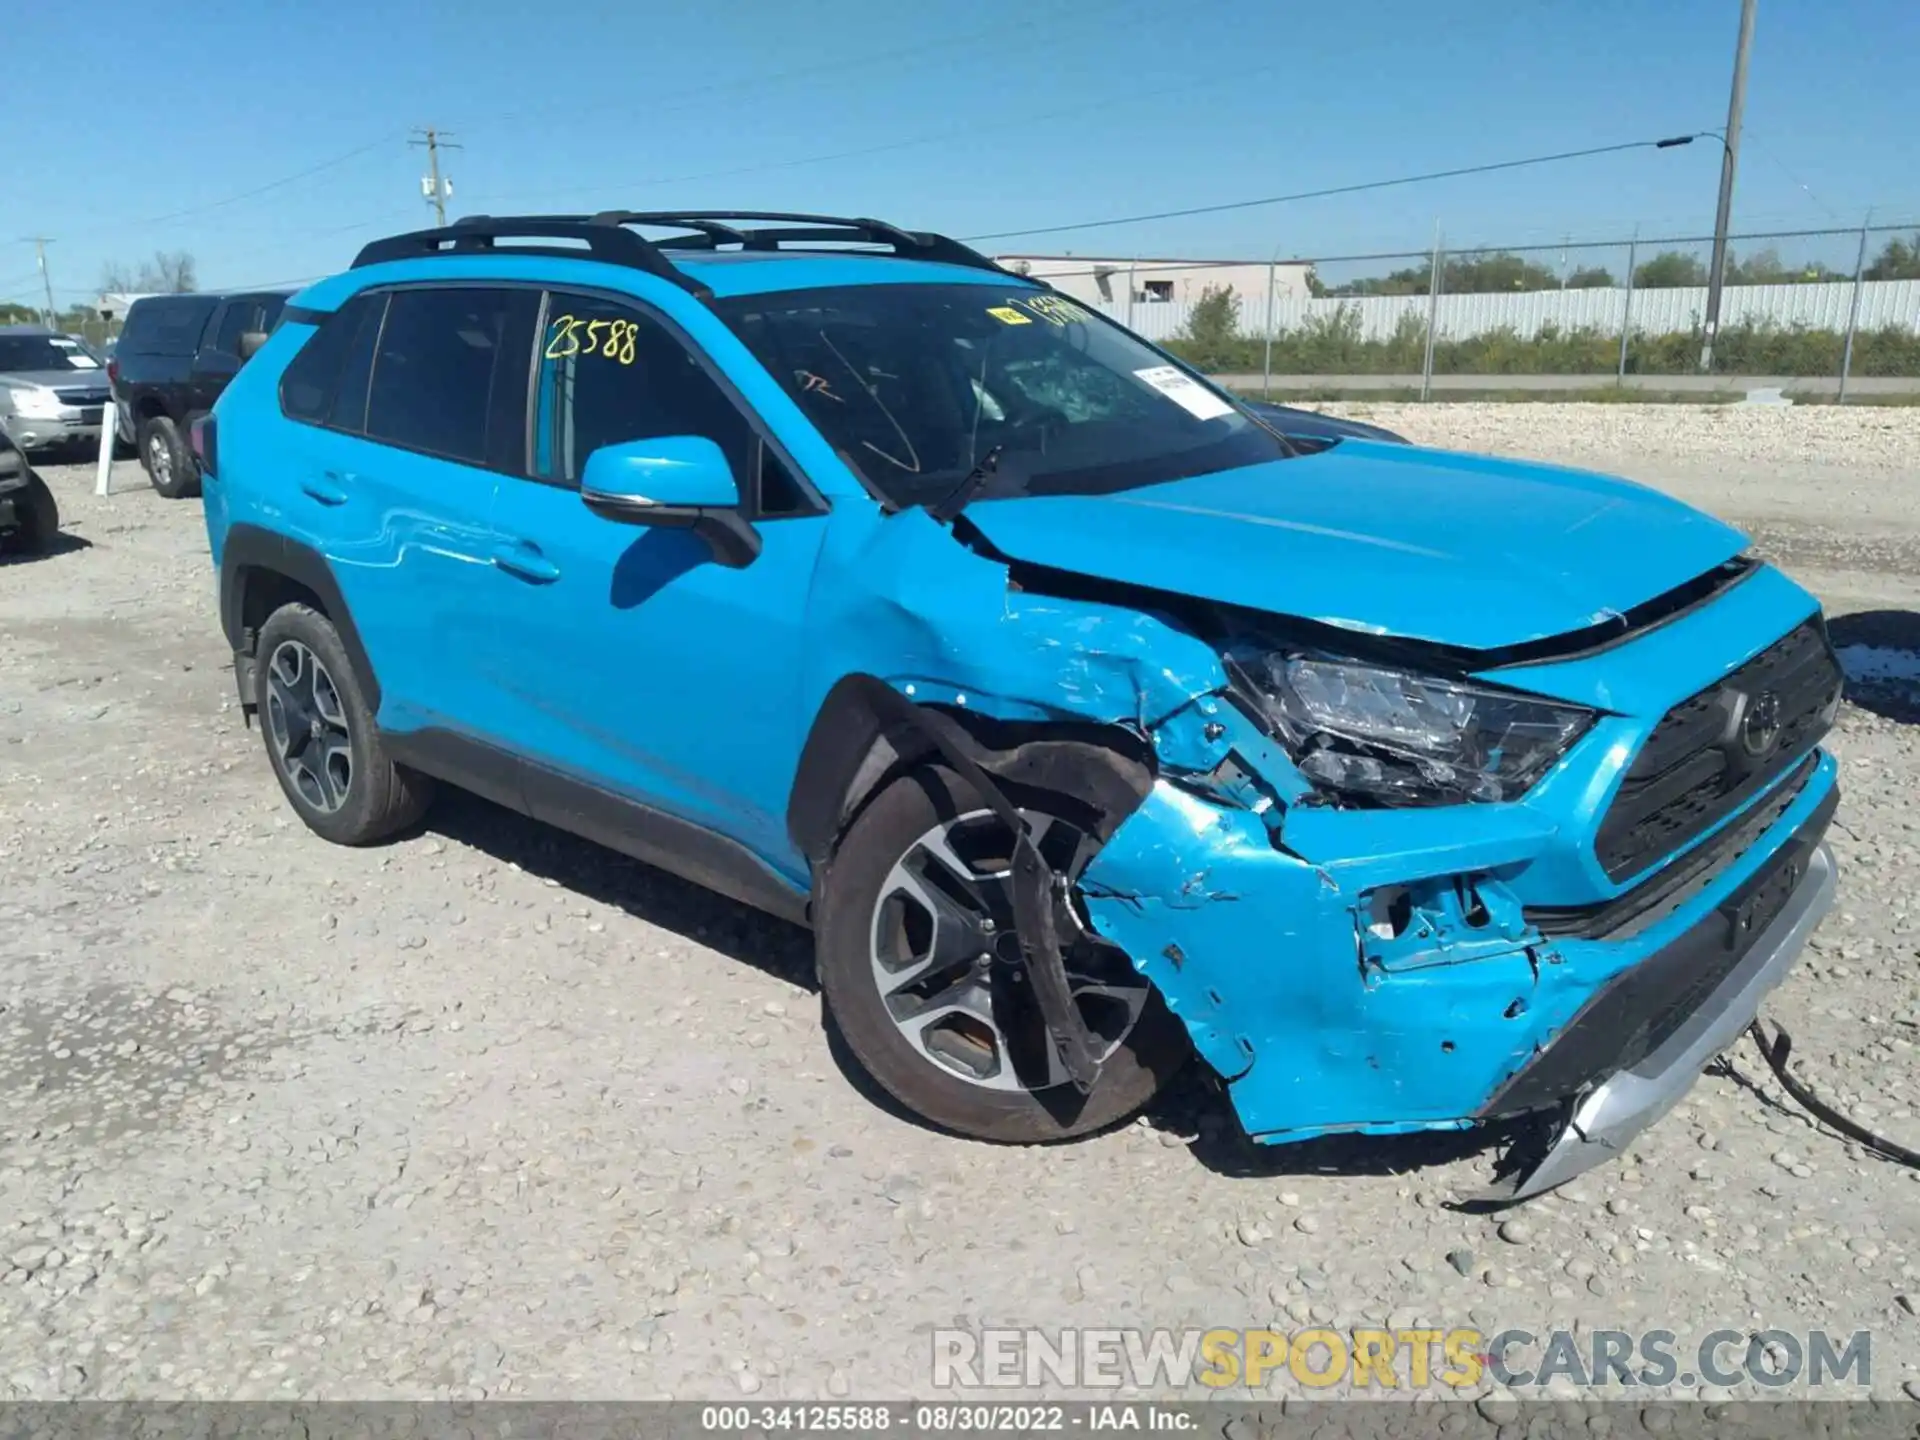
[60,134,404,241]
[455,54,1291,214]
[467,0,1139,133]
[959,134,1719,244]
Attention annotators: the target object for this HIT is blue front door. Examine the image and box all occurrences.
[481,289,828,877]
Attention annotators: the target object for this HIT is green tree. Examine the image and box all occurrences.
[1865,234,1920,281]
[1443,252,1562,293]
[1633,251,1708,288]
[1328,265,1429,297]
[1177,283,1242,370]
[1566,266,1616,289]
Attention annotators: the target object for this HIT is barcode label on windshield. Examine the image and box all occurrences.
[1133,365,1234,421]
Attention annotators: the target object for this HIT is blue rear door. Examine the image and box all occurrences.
[273,283,540,738]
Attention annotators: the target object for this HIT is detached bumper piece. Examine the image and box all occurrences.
[1487,795,1837,1200]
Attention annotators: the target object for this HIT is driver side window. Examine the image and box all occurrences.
[533,292,812,517]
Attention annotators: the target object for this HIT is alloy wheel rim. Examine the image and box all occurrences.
[868,808,1149,1093]
[264,640,353,813]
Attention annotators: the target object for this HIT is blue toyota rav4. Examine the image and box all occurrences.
[198,211,1841,1198]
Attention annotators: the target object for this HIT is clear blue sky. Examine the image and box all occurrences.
[6,0,1916,307]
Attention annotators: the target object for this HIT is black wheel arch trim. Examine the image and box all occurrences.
[785,673,1157,1094]
[220,524,382,712]
[786,673,1155,873]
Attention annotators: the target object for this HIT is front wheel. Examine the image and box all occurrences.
[815,763,1187,1142]
[139,416,198,499]
[1,474,59,555]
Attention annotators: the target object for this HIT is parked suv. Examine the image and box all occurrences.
[0,325,111,456]
[111,290,287,497]
[200,213,1841,1199]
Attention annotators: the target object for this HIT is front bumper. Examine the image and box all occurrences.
[4,414,102,452]
[1081,747,1839,1195]
[1501,836,1834,1198]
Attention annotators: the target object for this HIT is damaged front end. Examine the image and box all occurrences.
[811,501,1841,1199]
[1064,558,1843,1199]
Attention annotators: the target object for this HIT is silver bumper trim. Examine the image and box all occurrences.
[1505,841,1837,1200]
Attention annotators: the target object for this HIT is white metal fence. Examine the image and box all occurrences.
[1098,278,1920,344]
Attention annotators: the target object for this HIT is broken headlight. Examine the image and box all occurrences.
[1233,652,1594,805]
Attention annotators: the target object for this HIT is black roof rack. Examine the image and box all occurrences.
[349,211,1035,300]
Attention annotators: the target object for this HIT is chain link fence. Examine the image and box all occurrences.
[1054,221,1920,400]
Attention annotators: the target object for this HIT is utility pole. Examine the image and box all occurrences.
[1700,0,1756,372]
[24,237,57,326]
[410,127,461,227]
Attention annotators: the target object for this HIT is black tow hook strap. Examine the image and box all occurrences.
[852,679,1106,1094]
[1747,1017,1920,1169]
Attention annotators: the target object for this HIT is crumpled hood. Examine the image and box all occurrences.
[962,439,1748,651]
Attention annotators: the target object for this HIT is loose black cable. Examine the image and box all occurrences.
[960,135,1714,243]
[1746,1017,1920,1169]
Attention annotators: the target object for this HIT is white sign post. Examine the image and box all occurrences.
[93,409,116,497]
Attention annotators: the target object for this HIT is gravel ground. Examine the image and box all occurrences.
[3,405,1920,1408]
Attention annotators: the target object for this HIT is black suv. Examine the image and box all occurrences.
[110,291,287,497]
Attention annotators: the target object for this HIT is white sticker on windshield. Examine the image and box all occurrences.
[67,355,100,368]
[1132,365,1234,421]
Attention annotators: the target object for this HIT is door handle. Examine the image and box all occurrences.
[491,541,562,584]
[299,476,348,506]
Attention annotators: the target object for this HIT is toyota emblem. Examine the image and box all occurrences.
[1740,689,1783,757]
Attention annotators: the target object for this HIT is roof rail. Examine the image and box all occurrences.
[351,215,711,296]
[349,211,1036,297]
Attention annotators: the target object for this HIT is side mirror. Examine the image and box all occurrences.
[237,331,269,361]
[579,435,761,568]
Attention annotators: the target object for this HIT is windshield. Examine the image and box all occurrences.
[0,334,103,374]
[712,283,1292,509]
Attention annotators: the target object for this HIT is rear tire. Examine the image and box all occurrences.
[815,762,1186,1142]
[1,474,58,555]
[253,603,434,845]
[139,416,198,499]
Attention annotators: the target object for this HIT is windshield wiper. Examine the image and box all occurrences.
[927,444,1004,523]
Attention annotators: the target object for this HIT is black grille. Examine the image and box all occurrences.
[1532,753,1817,941]
[54,387,109,406]
[1594,618,1840,883]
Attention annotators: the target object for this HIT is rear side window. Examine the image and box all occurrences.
[211,303,254,357]
[119,296,219,356]
[280,292,387,424]
[210,295,289,357]
[366,287,538,471]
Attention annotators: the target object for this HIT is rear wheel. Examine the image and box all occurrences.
[815,763,1186,1142]
[139,416,198,499]
[254,603,434,845]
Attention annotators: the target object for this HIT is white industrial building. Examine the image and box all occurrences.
[992,254,1317,312]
